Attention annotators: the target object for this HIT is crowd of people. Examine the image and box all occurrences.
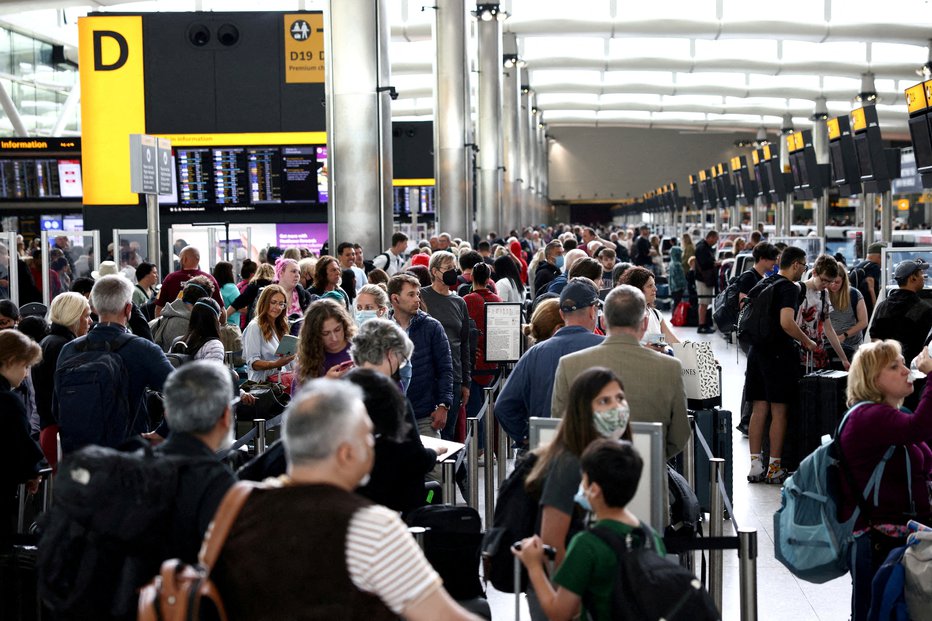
[1,222,931,621]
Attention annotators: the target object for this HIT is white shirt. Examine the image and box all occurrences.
[496,278,524,304]
[243,319,292,382]
[373,249,403,276]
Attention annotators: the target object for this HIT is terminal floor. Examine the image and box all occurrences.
[474,318,853,621]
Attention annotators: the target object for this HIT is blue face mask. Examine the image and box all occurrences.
[573,483,592,512]
[355,309,378,325]
[555,255,565,270]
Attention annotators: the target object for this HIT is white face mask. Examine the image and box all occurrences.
[593,404,630,439]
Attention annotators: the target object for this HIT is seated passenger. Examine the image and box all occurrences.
[514,439,660,621]
[212,379,482,621]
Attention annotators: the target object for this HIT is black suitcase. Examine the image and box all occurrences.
[786,369,848,471]
[690,409,733,515]
[405,504,485,600]
[0,545,44,621]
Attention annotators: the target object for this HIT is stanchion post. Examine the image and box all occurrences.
[738,528,759,621]
[410,526,429,552]
[16,484,26,533]
[467,416,480,509]
[442,460,457,506]
[680,415,696,573]
[254,419,267,455]
[709,457,725,614]
[497,418,509,486]
[484,389,496,527]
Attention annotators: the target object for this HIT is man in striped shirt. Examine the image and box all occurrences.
[212,379,480,621]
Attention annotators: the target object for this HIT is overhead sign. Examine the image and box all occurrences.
[284,13,325,84]
[130,133,173,196]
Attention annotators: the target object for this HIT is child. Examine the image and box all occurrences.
[513,439,663,621]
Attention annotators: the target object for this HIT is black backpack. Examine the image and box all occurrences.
[736,274,783,346]
[849,262,875,315]
[404,504,484,600]
[665,466,701,540]
[36,443,193,620]
[55,332,138,454]
[711,276,742,333]
[480,452,540,592]
[588,523,720,621]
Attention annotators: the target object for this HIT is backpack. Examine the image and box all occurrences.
[587,523,719,621]
[711,276,742,333]
[56,332,138,454]
[849,261,878,317]
[666,465,701,540]
[735,274,783,346]
[480,452,540,592]
[773,402,908,584]
[37,443,194,619]
[404,504,484,600]
[868,546,909,621]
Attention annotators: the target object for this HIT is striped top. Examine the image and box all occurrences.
[345,504,442,614]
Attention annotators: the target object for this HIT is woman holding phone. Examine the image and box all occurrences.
[293,299,357,393]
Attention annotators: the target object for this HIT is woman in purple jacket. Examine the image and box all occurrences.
[839,340,932,621]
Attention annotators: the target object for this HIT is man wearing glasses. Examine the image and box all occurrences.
[744,246,817,485]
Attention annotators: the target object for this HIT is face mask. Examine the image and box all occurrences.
[593,404,630,438]
[441,268,459,287]
[573,483,592,512]
[398,363,412,391]
[555,255,565,270]
[355,309,378,325]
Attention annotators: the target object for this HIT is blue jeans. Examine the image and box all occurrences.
[850,530,907,621]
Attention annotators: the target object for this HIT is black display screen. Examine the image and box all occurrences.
[173,145,321,212]
[909,115,932,174]
[829,141,846,184]
[855,134,874,179]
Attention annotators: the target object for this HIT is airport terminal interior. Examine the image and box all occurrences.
[3,0,932,620]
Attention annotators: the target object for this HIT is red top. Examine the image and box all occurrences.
[509,240,529,285]
[464,287,502,386]
[155,268,224,308]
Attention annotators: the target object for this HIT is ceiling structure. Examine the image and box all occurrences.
[0,0,930,140]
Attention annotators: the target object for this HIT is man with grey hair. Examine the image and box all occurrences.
[213,379,481,621]
[157,360,236,563]
[551,284,689,462]
[55,275,174,452]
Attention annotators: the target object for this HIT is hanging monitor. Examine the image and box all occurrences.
[730,155,757,206]
[689,174,703,207]
[905,81,932,189]
[751,148,772,204]
[786,130,828,200]
[851,105,901,193]
[827,115,862,197]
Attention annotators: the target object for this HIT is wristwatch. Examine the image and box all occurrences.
[435,403,450,412]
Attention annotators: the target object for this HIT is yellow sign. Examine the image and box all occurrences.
[926,80,932,107]
[699,170,707,181]
[851,107,867,132]
[785,134,796,153]
[762,144,772,160]
[794,132,805,151]
[751,150,760,165]
[393,178,436,187]
[79,15,146,205]
[689,174,697,184]
[897,199,910,211]
[284,13,325,84]
[827,117,841,141]
[153,132,327,147]
[906,83,929,115]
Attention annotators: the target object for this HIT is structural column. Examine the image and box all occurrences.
[517,71,530,230]
[526,90,539,225]
[537,121,549,224]
[501,36,521,234]
[325,0,393,253]
[779,115,794,236]
[434,0,470,241]
[476,3,504,238]
[812,98,829,239]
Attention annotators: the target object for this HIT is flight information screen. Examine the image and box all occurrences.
[173,145,322,212]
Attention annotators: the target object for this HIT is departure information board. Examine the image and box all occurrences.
[0,138,84,202]
[172,144,321,212]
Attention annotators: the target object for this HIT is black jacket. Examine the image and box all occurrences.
[871,289,932,365]
[34,323,76,429]
[534,262,560,296]
[0,375,44,544]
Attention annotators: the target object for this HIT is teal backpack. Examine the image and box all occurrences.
[774,402,913,584]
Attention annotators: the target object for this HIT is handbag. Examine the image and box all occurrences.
[669,341,721,409]
[138,483,255,621]
[219,323,245,367]
[905,525,932,621]
[238,380,290,420]
[671,302,690,327]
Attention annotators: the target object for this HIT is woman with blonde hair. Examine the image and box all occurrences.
[32,292,91,469]
[354,283,390,325]
[524,298,564,346]
[828,268,869,364]
[838,340,932,621]
[242,284,293,382]
[1,329,44,544]
[295,299,357,391]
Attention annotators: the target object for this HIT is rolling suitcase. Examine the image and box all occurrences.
[786,369,848,471]
[690,409,733,515]
[405,504,485,601]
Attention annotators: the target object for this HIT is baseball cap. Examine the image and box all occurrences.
[867,242,884,256]
[559,278,599,312]
[893,259,929,281]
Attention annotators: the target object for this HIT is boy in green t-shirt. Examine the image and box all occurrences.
[512,439,663,621]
